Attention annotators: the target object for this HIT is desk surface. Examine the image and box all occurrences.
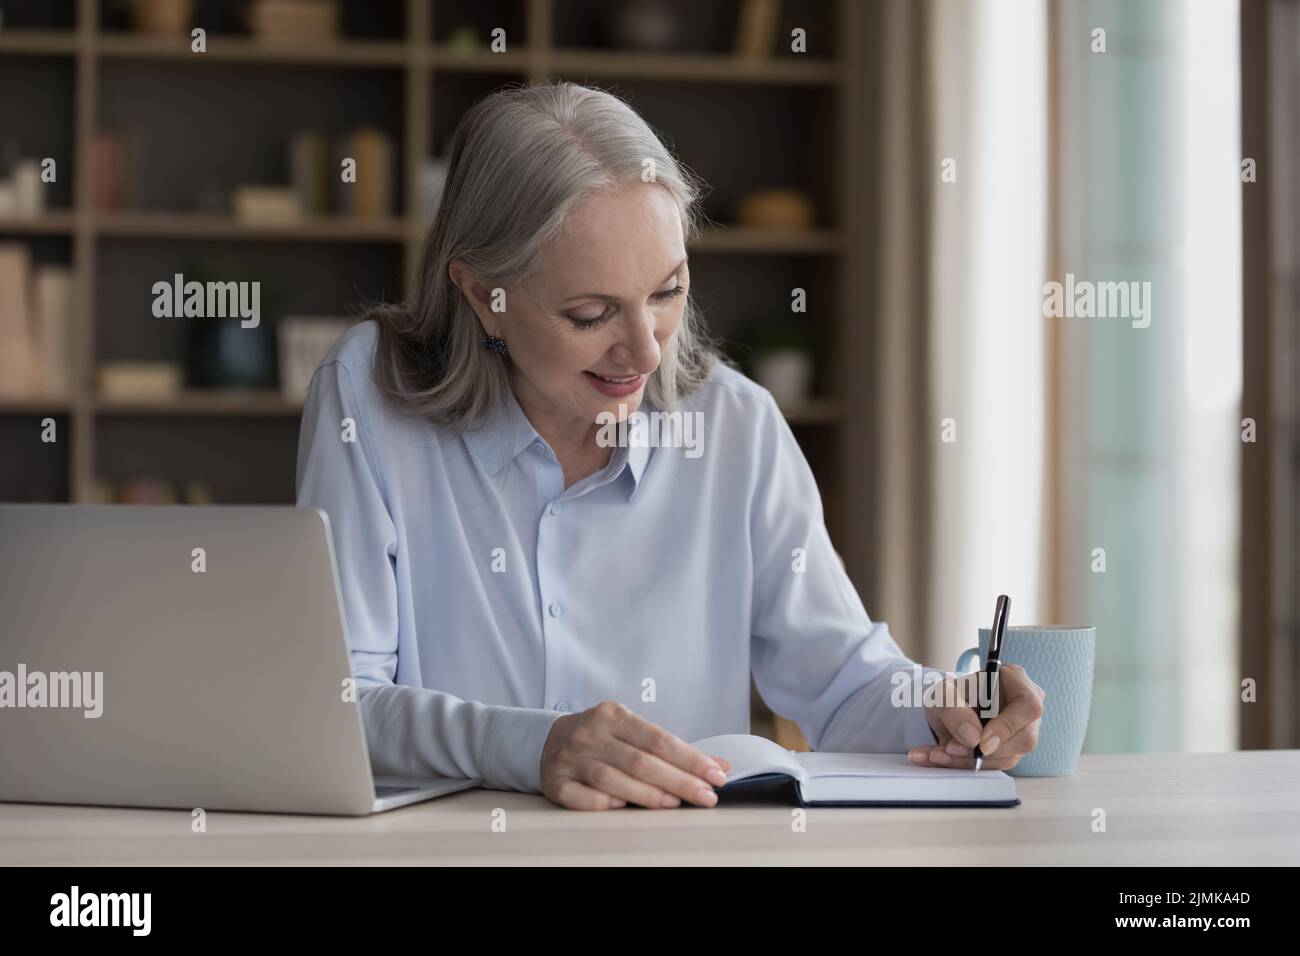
[2,751,1297,865]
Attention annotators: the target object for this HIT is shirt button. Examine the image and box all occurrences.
[548,602,562,618]
[549,502,561,516]
[554,700,570,713]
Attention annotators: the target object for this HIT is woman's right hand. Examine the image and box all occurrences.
[539,701,731,810]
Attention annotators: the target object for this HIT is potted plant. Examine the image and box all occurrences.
[746,320,815,409]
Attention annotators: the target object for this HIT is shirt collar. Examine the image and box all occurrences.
[463,377,650,497]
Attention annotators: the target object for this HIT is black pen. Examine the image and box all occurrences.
[973,594,1009,773]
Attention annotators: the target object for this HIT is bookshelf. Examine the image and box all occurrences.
[0,0,864,554]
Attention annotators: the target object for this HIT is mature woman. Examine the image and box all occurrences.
[297,81,1044,811]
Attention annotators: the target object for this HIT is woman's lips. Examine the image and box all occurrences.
[584,370,644,397]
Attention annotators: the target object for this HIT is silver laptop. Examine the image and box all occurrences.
[0,505,480,815]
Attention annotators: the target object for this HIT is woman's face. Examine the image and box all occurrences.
[457,184,690,431]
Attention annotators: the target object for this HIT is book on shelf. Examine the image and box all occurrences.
[32,265,71,397]
[0,243,71,400]
[336,127,395,219]
[735,0,782,59]
[92,477,214,506]
[0,243,34,395]
[96,361,184,400]
[289,131,332,216]
[93,128,150,212]
[232,185,303,223]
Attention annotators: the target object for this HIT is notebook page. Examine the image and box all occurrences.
[797,752,992,779]
[692,734,806,784]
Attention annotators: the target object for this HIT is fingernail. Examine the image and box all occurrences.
[931,751,951,764]
[958,725,981,747]
[707,766,728,786]
[908,750,928,763]
[697,787,717,806]
[982,735,1001,755]
[661,794,681,808]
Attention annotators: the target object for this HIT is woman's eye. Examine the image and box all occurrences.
[568,286,685,330]
[569,307,614,330]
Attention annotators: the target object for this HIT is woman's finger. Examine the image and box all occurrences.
[984,718,1042,758]
[598,736,716,806]
[925,733,1034,770]
[607,704,726,794]
[576,756,681,809]
[551,773,631,810]
[932,700,984,750]
[977,667,1045,756]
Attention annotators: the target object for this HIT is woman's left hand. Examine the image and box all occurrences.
[907,663,1046,771]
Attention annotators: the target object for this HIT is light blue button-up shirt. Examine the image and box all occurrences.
[296,320,941,793]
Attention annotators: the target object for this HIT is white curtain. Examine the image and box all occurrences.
[926,0,1049,667]
[873,0,1048,666]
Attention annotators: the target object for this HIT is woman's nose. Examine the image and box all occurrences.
[613,308,662,372]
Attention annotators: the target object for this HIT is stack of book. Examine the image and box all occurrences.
[232,185,303,222]
[246,0,341,43]
[0,244,72,399]
[289,127,395,218]
[92,478,214,505]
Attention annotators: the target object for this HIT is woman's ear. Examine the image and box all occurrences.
[448,259,496,332]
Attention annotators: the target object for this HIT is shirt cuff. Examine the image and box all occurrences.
[479,705,567,793]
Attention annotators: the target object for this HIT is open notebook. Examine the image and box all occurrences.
[693,734,1020,808]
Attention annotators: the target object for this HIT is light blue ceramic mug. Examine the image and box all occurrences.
[955,626,1095,777]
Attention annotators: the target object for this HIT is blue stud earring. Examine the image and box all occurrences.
[482,334,508,356]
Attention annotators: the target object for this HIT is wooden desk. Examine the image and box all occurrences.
[2,751,1296,865]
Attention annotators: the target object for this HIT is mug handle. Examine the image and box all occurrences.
[955,647,981,674]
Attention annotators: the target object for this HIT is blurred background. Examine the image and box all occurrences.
[0,0,1293,753]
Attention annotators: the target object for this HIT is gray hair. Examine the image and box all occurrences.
[368,80,729,428]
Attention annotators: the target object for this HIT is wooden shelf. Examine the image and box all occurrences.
[428,45,529,73]
[95,33,409,68]
[0,29,79,56]
[0,32,834,83]
[94,391,304,417]
[549,49,839,86]
[0,396,74,414]
[692,226,842,255]
[0,211,78,235]
[95,212,409,243]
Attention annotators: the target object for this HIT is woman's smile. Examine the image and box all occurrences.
[583,370,645,397]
